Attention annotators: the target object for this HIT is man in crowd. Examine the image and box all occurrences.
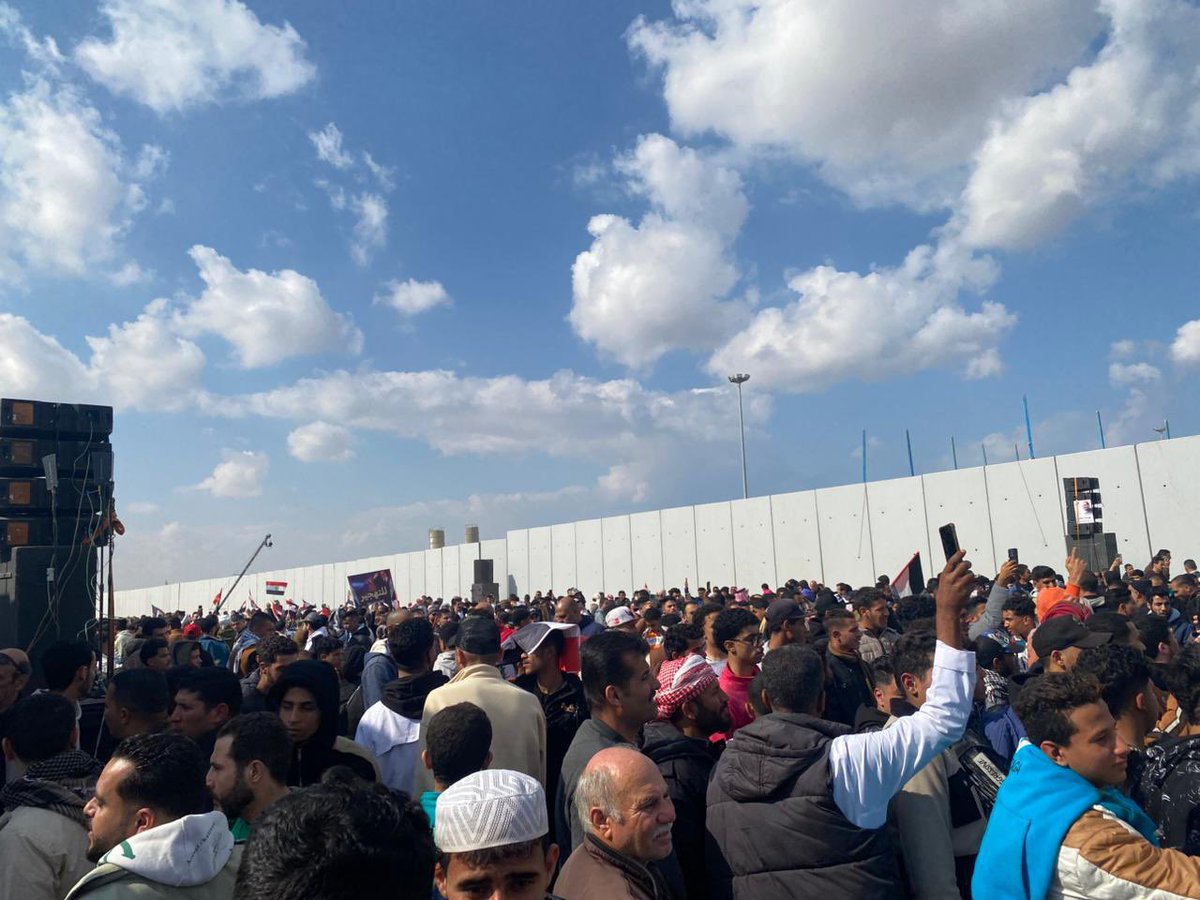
[229,611,275,676]
[415,616,546,795]
[234,776,435,900]
[1075,643,1160,798]
[339,607,374,652]
[822,607,874,727]
[1031,616,1110,675]
[642,654,729,900]
[67,732,239,899]
[1138,613,1179,666]
[853,589,900,663]
[711,607,761,740]
[555,595,605,639]
[197,615,230,669]
[435,620,459,679]
[169,667,242,758]
[763,598,807,654]
[604,605,638,633]
[1001,594,1037,670]
[557,629,658,851]
[206,712,291,842]
[103,669,168,743]
[0,693,103,900]
[556,746,676,900]
[974,673,1200,899]
[354,618,447,794]
[514,625,588,842]
[433,769,559,900]
[360,611,412,708]
[271,659,379,785]
[887,631,988,899]
[40,641,98,747]
[706,551,977,899]
[240,633,298,714]
[419,702,493,827]
[855,656,901,733]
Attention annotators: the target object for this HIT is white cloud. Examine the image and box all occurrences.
[708,240,1015,392]
[193,450,269,498]
[362,151,395,191]
[1108,361,1161,386]
[87,298,206,411]
[75,0,315,114]
[630,0,1101,208]
[223,367,772,461]
[570,134,752,368]
[960,0,1200,249]
[132,143,169,180]
[0,4,65,71]
[108,260,153,286]
[0,302,205,412]
[349,193,387,266]
[1110,339,1137,359]
[374,279,452,318]
[309,122,354,170]
[124,501,159,515]
[173,245,362,368]
[287,421,355,462]
[0,79,139,278]
[1171,319,1200,367]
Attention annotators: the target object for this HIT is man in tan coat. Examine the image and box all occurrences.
[414,616,546,793]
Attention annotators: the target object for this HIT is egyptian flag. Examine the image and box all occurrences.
[212,589,222,607]
[285,599,298,612]
[270,601,283,620]
[894,552,925,597]
[502,622,582,674]
[266,581,287,597]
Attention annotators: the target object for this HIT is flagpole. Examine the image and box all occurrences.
[1023,395,1035,459]
[1097,410,1106,449]
[216,533,272,614]
[906,429,915,477]
[951,436,958,470]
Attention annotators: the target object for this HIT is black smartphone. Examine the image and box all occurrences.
[939,523,960,562]
[1007,548,1019,564]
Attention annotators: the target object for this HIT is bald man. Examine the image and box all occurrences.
[555,597,604,639]
[556,747,676,900]
[0,649,30,698]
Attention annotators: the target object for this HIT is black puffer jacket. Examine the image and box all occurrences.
[1138,732,1200,853]
[643,721,722,900]
[705,712,899,900]
[270,659,376,787]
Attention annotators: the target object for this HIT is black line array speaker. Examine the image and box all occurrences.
[0,545,96,686]
[473,558,494,585]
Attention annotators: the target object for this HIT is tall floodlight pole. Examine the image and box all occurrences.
[728,374,750,499]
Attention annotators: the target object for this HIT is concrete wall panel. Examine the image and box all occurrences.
[984,457,1063,570]
[867,476,931,585]
[815,484,875,587]
[1137,436,1200,562]
[480,539,508,598]
[1056,446,1149,566]
[771,491,822,584]
[694,502,734,589]
[506,530,529,597]
[731,497,776,590]
[602,516,632,594]
[575,520,604,596]
[528,526,553,593]
[922,467,996,575]
[424,549,443,600]
[660,506,698,592]
[441,544,461,598]
[551,523,577,593]
[630,511,663,592]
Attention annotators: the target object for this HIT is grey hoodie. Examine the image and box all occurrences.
[64,811,241,899]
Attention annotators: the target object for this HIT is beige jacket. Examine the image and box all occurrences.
[0,806,93,900]
[413,663,546,793]
[886,715,986,900]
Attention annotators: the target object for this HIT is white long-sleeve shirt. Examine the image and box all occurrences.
[829,641,976,829]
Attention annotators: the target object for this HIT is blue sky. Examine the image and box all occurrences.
[0,0,1197,587]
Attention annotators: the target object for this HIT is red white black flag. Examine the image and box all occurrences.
[893,553,925,597]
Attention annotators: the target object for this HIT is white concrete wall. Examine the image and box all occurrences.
[114,435,1200,616]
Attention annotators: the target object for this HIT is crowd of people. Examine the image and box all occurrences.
[2,548,1200,898]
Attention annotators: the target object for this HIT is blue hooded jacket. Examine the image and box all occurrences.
[973,741,1159,900]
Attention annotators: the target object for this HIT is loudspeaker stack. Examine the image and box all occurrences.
[0,398,113,669]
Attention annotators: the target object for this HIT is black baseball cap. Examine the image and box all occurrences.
[1032,616,1109,658]
[457,616,501,655]
[766,599,804,631]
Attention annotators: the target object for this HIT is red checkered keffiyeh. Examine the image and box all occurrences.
[655,653,717,721]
